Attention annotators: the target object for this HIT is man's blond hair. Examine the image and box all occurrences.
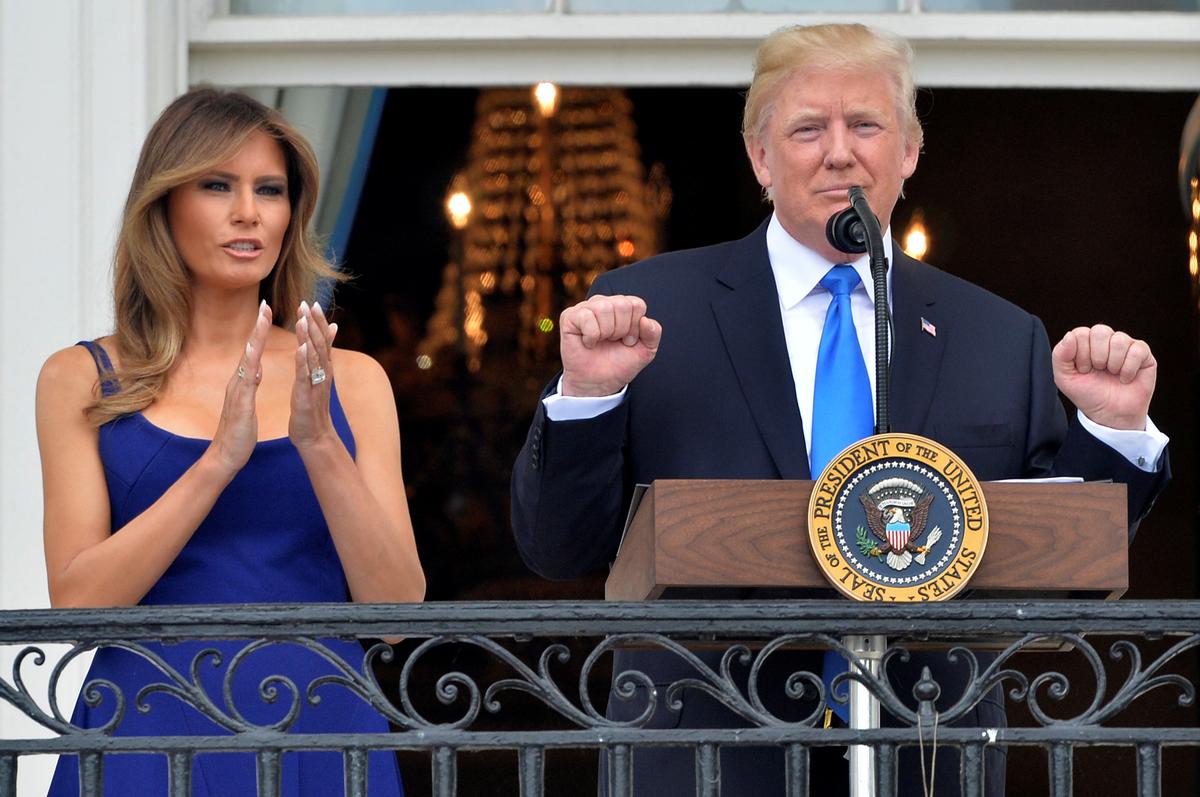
[742,23,923,151]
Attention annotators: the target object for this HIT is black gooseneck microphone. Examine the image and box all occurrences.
[824,186,891,435]
[825,203,867,254]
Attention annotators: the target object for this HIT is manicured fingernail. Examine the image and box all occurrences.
[297,315,308,331]
[313,301,322,315]
[299,300,309,315]
[329,322,338,336]
[260,299,268,313]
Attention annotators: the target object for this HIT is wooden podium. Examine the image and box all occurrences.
[605,479,1128,601]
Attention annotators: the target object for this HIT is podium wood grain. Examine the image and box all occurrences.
[605,480,1127,601]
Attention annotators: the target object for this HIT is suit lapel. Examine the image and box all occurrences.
[889,249,945,435]
[710,222,811,479]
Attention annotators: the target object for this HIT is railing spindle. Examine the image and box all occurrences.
[962,743,985,797]
[344,747,368,796]
[432,745,457,797]
[1048,743,1072,797]
[167,751,191,797]
[0,754,15,797]
[695,743,720,797]
[608,744,632,797]
[519,746,544,797]
[1136,742,1161,797]
[784,743,808,797]
[875,743,896,797]
[80,752,103,797]
[256,750,281,797]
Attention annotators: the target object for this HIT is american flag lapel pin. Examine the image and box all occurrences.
[920,317,937,337]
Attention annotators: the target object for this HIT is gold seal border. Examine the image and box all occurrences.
[807,433,989,602]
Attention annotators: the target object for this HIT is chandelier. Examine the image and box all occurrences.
[418,84,671,373]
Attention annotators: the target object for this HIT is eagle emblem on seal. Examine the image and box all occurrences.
[858,478,943,571]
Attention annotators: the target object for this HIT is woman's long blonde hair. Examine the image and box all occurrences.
[89,87,343,424]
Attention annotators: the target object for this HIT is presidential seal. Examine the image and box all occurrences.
[807,433,989,602]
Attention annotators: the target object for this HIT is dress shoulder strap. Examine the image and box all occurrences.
[75,340,120,397]
[327,379,357,458]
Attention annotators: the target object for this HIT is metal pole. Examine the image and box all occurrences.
[847,634,886,797]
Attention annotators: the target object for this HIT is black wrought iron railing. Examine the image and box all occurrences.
[1,601,1198,796]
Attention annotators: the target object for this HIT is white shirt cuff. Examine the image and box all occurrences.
[1076,410,1169,472]
[542,376,627,421]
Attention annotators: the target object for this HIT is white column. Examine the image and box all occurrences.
[0,1,185,792]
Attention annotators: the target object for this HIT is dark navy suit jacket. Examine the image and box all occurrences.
[511,219,1168,795]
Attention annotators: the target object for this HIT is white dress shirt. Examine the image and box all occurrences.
[544,213,1167,472]
[766,212,887,458]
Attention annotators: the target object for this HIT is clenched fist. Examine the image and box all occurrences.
[1052,324,1156,431]
[560,295,662,397]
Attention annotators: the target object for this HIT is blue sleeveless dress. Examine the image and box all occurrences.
[47,341,403,796]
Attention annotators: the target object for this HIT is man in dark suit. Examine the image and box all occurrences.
[511,22,1169,796]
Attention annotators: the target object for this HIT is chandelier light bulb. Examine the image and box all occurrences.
[903,211,929,260]
[446,190,472,229]
[533,82,560,118]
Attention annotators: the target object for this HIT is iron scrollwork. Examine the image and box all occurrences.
[1,607,1197,742]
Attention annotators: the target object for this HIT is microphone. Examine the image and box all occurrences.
[824,187,881,255]
[825,206,867,254]
[824,186,892,435]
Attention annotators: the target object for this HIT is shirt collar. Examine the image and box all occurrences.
[766,212,894,310]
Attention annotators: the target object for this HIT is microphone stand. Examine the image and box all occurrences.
[825,188,893,797]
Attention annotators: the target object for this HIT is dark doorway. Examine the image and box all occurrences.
[338,85,1198,795]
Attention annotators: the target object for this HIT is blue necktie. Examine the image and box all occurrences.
[810,264,874,725]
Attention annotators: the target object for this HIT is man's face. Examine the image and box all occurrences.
[744,68,919,263]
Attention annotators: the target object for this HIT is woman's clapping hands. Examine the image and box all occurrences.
[208,301,272,474]
[289,300,339,451]
[207,300,342,475]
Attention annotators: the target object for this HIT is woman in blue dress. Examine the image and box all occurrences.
[36,88,424,795]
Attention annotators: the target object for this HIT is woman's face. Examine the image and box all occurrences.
[167,130,292,292]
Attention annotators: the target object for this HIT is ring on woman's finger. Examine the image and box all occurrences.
[310,366,327,385]
[237,366,246,380]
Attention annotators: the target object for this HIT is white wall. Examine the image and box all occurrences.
[188,10,1200,90]
[0,2,183,791]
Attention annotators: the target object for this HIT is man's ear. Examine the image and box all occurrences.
[743,132,772,190]
[901,134,920,180]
